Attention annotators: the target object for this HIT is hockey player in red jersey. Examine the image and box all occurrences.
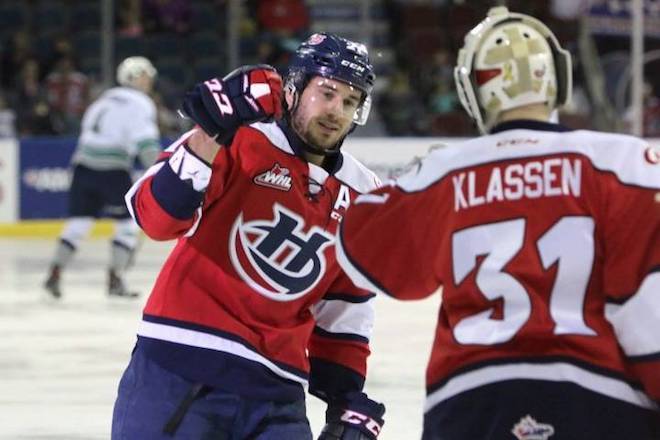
[112,33,385,439]
[337,7,660,440]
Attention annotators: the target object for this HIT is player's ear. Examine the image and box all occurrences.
[284,87,295,109]
[284,82,297,113]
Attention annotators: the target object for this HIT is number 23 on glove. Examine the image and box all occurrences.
[181,64,283,144]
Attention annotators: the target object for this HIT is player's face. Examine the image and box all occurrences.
[291,77,362,150]
[134,73,154,94]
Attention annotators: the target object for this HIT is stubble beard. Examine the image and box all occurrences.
[292,114,340,152]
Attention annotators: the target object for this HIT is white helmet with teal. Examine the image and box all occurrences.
[454,6,572,134]
[116,56,157,87]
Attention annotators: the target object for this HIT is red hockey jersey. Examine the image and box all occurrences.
[126,121,380,401]
[337,121,660,414]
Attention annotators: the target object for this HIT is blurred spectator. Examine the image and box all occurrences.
[118,0,143,37]
[45,56,90,135]
[644,96,660,137]
[14,58,55,136]
[257,0,309,38]
[256,37,294,74]
[624,81,660,137]
[378,69,426,136]
[40,35,75,82]
[142,0,192,35]
[427,80,457,115]
[417,48,455,104]
[0,94,16,138]
[1,31,33,89]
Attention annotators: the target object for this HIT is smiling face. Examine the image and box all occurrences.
[287,76,363,154]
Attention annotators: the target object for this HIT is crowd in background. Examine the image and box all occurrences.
[0,0,659,140]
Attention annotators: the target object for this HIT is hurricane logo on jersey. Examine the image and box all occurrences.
[229,204,334,301]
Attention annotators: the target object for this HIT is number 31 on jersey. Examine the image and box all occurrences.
[451,216,596,345]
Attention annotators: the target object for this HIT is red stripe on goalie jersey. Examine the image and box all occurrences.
[340,153,659,389]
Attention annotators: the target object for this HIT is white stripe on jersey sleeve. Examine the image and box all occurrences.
[424,362,658,413]
[167,144,212,192]
[125,162,164,223]
[606,271,660,357]
[397,129,659,192]
[311,295,375,339]
[125,129,208,237]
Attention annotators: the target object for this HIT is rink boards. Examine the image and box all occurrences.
[2,136,658,236]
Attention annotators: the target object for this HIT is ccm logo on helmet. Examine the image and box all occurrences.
[341,59,366,73]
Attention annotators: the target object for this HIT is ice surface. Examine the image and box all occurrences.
[0,238,439,439]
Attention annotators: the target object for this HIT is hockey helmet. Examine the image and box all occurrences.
[285,33,376,125]
[117,56,157,88]
[454,6,572,133]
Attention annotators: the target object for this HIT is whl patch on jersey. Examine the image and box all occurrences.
[511,415,554,440]
[254,163,293,191]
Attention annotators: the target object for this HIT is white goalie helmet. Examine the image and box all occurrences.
[454,6,572,134]
[116,56,157,87]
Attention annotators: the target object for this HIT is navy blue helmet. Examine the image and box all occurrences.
[285,33,376,125]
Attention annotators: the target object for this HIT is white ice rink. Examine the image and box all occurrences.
[0,237,439,439]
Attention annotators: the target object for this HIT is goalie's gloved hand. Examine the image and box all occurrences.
[318,392,385,440]
[181,64,283,145]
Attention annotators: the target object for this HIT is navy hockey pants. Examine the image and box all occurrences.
[112,348,313,439]
[421,379,660,440]
[69,164,133,219]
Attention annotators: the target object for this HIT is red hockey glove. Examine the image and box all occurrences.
[181,64,283,144]
[318,392,385,440]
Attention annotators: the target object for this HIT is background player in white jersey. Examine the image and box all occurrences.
[44,56,161,298]
[112,34,385,439]
[337,7,660,439]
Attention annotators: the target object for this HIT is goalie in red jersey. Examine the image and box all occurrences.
[112,33,385,440]
[337,7,660,440]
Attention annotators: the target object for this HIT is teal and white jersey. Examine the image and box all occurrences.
[72,86,160,170]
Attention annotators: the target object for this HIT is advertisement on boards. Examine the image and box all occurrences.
[19,137,75,219]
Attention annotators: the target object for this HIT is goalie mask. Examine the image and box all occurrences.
[454,6,572,134]
[284,33,376,156]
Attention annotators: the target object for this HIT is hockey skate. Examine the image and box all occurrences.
[44,266,62,299]
[108,270,140,298]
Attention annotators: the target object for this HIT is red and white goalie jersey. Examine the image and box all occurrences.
[126,120,380,402]
[337,121,660,417]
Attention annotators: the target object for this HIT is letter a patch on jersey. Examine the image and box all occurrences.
[254,163,293,191]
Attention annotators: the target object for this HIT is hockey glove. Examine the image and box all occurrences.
[318,392,385,440]
[181,64,283,144]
